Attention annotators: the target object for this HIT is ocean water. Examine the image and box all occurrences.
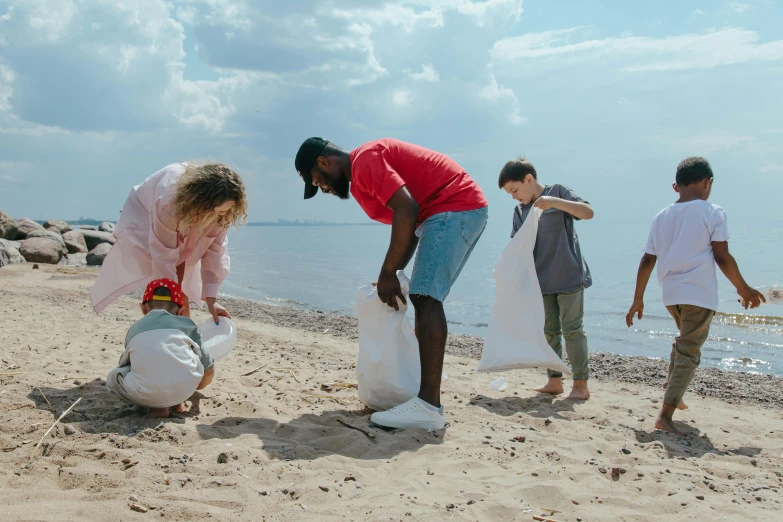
[221,215,783,376]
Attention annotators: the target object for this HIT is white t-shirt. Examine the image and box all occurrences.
[644,200,729,311]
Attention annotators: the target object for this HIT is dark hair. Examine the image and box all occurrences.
[144,286,181,314]
[676,157,713,186]
[498,157,537,189]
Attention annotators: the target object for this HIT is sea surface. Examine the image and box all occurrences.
[221,215,783,376]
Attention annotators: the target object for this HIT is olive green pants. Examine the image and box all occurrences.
[663,304,714,407]
[543,288,589,380]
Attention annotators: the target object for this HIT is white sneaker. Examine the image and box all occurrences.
[370,397,446,430]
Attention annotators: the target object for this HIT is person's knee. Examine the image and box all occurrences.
[563,328,585,340]
[411,294,443,313]
[544,329,562,340]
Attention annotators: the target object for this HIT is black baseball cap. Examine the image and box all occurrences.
[295,137,330,199]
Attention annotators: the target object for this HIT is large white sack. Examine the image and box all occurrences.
[478,207,572,374]
[353,271,420,411]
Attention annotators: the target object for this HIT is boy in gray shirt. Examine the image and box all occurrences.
[107,279,215,417]
[499,157,594,400]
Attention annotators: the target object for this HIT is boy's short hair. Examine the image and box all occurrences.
[144,287,181,314]
[498,157,537,189]
[676,156,713,186]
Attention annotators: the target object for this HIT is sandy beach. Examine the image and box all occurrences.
[1,263,781,521]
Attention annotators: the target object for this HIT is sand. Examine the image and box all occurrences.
[1,263,781,521]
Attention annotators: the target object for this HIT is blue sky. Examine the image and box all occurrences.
[1,0,782,225]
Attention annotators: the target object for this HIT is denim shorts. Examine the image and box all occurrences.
[409,206,488,302]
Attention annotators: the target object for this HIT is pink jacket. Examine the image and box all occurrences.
[90,163,230,313]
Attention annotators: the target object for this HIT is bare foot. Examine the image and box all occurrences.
[534,377,564,396]
[171,403,185,413]
[654,404,682,435]
[677,400,688,410]
[567,380,590,401]
[654,416,683,435]
[148,407,170,418]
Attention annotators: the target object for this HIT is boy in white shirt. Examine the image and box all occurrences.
[107,278,215,418]
[626,157,764,435]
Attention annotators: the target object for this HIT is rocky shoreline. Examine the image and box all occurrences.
[0,211,115,267]
[209,292,783,410]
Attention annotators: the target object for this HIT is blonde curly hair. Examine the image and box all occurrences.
[174,163,248,231]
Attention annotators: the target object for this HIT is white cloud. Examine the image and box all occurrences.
[727,2,749,14]
[451,0,524,27]
[0,0,265,133]
[478,74,523,124]
[490,28,783,73]
[0,59,13,113]
[327,0,523,31]
[24,0,78,42]
[392,88,414,107]
[761,162,783,173]
[408,63,440,82]
[691,9,705,18]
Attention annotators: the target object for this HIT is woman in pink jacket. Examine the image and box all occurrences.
[90,163,247,323]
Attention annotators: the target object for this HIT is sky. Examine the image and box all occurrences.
[1,0,782,226]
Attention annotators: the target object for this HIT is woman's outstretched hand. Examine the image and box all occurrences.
[205,297,231,324]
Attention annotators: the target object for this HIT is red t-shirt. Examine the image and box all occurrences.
[349,139,487,225]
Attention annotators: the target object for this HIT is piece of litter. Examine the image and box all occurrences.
[490,377,507,392]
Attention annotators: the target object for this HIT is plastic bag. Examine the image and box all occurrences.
[199,317,237,361]
[758,286,783,305]
[353,271,420,411]
[478,207,572,375]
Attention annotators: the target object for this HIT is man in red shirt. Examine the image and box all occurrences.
[295,137,488,430]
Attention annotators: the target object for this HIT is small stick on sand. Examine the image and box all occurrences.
[240,364,267,377]
[37,387,55,414]
[329,382,358,389]
[337,419,377,443]
[0,372,26,376]
[288,370,301,384]
[30,397,82,461]
[533,517,562,522]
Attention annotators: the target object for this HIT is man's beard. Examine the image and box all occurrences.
[331,175,350,200]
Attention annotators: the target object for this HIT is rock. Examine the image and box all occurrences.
[99,221,115,233]
[78,229,115,250]
[63,425,77,436]
[696,495,705,500]
[129,503,148,513]
[14,218,44,240]
[599,468,607,474]
[59,253,88,267]
[19,236,66,264]
[43,219,71,234]
[621,448,632,455]
[0,210,19,240]
[32,264,39,269]
[129,495,138,502]
[217,452,229,464]
[86,243,112,266]
[0,238,25,267]
[319,486,329,492]
[62,230,88,254]
[26,229,65,247]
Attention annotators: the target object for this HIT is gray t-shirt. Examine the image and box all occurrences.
[511,184,592,295]
[124,309,214,371]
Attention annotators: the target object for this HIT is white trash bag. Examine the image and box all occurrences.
[478,207,572,375]
[353,271,420,411]
[199,317,238,362]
